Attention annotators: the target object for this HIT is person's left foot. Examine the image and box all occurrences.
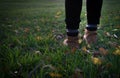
[83,29,97,44]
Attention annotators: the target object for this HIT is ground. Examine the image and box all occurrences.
[0,0,120,78]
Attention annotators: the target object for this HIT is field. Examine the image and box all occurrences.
[0,0,120,78]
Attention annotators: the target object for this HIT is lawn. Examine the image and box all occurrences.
[0,0,120,78]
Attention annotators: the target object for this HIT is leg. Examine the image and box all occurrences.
[84,0,103,44]
[65,0,82,36]
[86,0,103,30]
[64,0,82,48]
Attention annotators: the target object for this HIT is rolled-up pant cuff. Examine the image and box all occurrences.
[67,29,79,36]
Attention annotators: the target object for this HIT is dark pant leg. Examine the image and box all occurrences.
[87,0,103,24]
[65,0,82,30]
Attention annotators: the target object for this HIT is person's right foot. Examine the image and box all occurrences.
[63,36,79,49]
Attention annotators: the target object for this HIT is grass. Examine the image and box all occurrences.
[0,0,120,78]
